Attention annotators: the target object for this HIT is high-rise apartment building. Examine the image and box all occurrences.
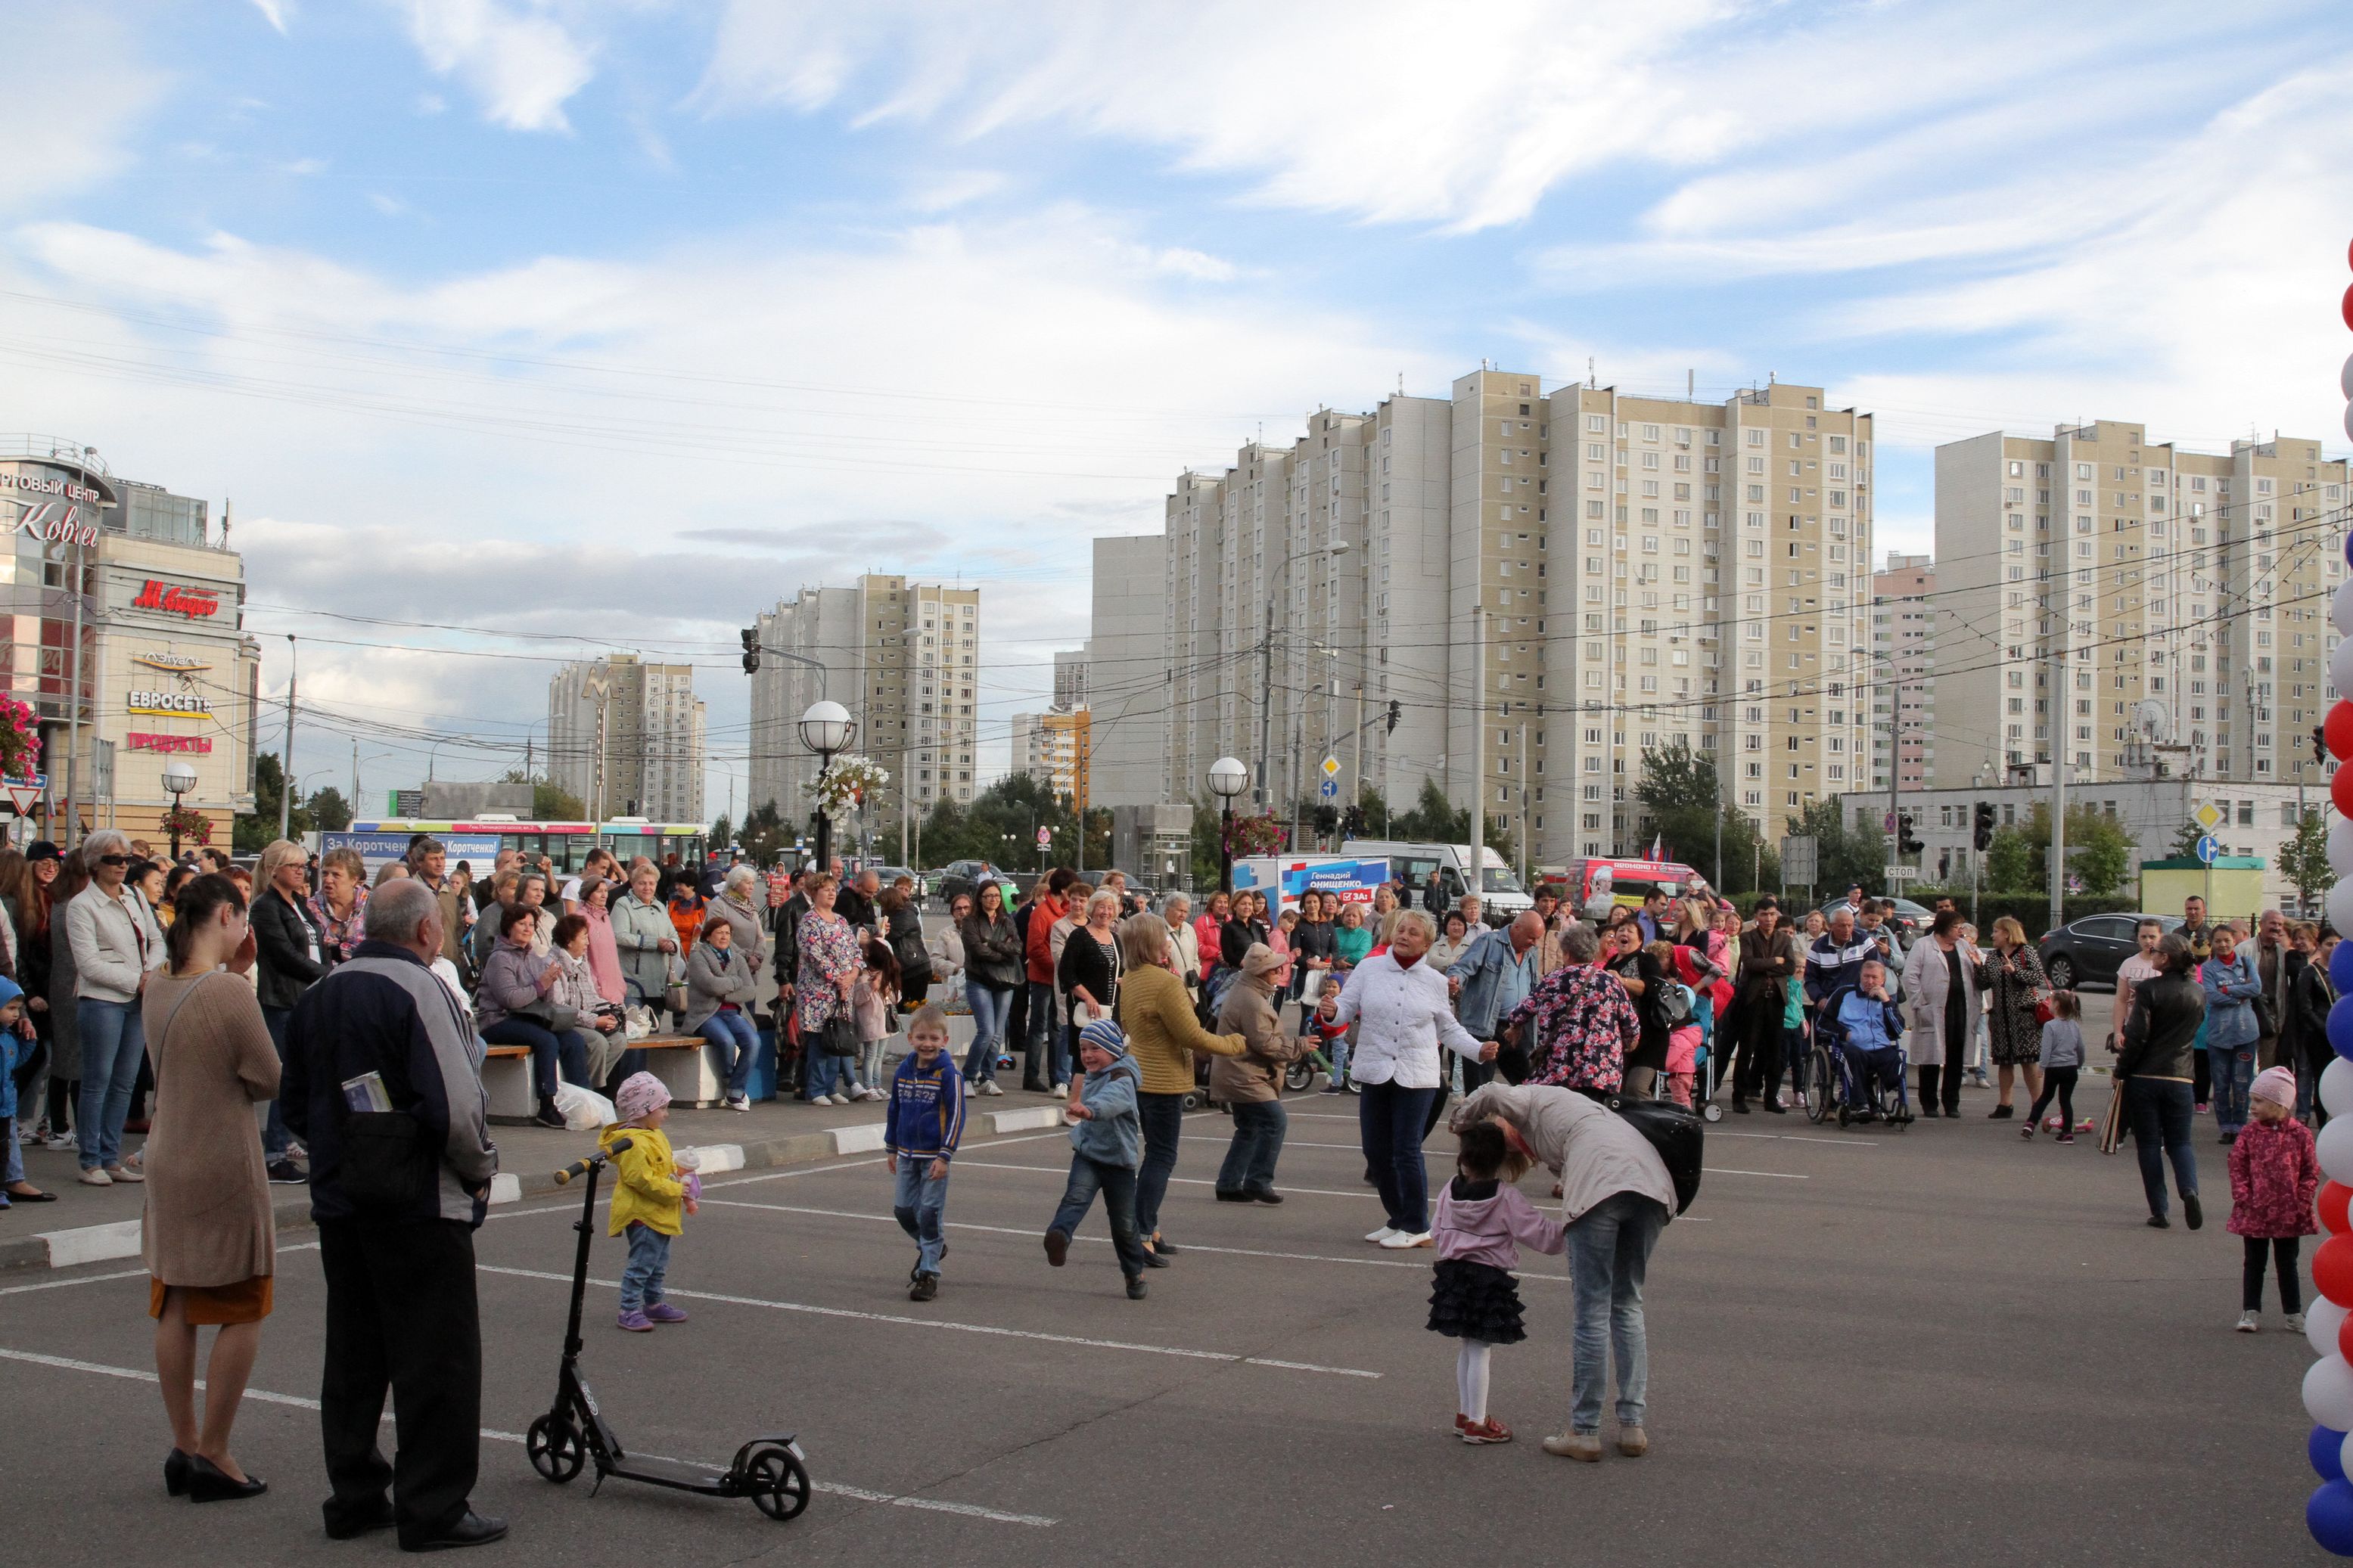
[1008,706,1090,810]
[1870,554,1936,790]
[1084,533,1170,809]
[747,573,979,828]
[1934,424,2348,788]
[1138,372,1876,860]
[1052,648,1088,710]
[547,654,707,821]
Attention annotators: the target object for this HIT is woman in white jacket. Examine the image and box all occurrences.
[1899,908,1983,1119]
[1322,909,1497,1249]
[65,828,166,1185]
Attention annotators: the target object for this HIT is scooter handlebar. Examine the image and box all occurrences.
[553,1135,633,1185]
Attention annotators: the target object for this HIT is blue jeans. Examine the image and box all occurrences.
[894,1154,950,1275]
[481,1017,589,1101]
[1566,1190,1668,1434]
[963,983,1012,1082]
[807,1040,851,1099]
[76,997,148,1172]
[1216,1098,1287,1194]
[698,1011,758,1098]
[2208,1042,2255,1135]
[619,1221,671,1313]
[1133,1091,1186,1240]
[4,1113,21,1185]
[2125,1076,2200,1218]
[261,1004,294,1158]
[1049,1154,1148,1277]
[1025,980,1057,1076]
[1360,1079,1438,1234]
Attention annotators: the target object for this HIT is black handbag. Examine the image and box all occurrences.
[1605,1095,1704,1216]
[819,1013,860,1059]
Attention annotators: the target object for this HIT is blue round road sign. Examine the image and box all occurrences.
[1319,778,1338,799]
[2196,835,2221,864]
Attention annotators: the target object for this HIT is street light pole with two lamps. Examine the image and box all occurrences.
[163,759,198,862]
[797,700,854,877]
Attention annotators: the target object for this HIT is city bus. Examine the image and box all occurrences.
[324,816,710,878]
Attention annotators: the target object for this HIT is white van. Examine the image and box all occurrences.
[1341,840,1533,925]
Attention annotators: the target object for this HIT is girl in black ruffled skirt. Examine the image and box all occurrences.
[1428,1121,1567,1443]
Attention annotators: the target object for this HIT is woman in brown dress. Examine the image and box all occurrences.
[141,873,274,1504]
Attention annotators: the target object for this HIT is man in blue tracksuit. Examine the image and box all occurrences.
[884,1006,966,1302]
[1816,958,1907,1122]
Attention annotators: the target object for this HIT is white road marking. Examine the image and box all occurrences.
[0,1345,1055,1526]
[0,1268,148,1296]
[474,1264,1380,1378]
[1712,1131,1878,1147]
[949,1156,1803,1187]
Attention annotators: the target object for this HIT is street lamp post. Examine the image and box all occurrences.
[797,700,853,879]
[163,759,198,862]
[1208,755,1248,895]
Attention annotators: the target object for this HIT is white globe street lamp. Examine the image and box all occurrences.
[799,700,856,874]
[1208,756,1248,893]
[163,759,199,861]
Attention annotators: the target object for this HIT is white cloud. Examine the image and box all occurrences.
[0,10,166,214]
[904,169,1006,213]
[393,0,595,133]
[249,0,292,34]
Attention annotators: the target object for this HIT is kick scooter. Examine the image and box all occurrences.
[524,1137,810,1520]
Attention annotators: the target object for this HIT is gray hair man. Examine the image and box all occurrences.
[281,876,505,1551]
[1448,911,1551,1100]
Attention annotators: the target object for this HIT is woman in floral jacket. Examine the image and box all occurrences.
[795,874,862,1102]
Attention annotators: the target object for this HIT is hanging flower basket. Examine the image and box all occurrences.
[807,754,888,821]
[0,696,40,781]
[1224,810,1289,859]
[160,804,212,847]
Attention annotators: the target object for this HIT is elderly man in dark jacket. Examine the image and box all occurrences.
[282,879,505,1551]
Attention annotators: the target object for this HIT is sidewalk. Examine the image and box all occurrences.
[2,1087,1075,1273]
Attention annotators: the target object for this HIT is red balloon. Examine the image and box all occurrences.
[2339,1311,2353,1364]
[2330,704,2353,764]
[2344,280,2353,333]
[2318,1234,2353,1306]
[2327,1181,2353,1236]
[2335,762,2353,818]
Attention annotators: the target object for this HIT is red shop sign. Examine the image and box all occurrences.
[131,579,220,619]
[128,731,212,754]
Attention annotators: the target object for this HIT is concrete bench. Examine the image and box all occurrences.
[483,1035,717,1122]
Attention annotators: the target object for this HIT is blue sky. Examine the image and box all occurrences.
[5,0,2351,815]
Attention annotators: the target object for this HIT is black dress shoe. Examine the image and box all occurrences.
[1730,1100,1750,1115]
[2184,1192,2203,1231]
[1139,1247,1170,1268]
[1761,1101,1788,1115]
[1988,1104,2013,1119]
[165,1448,192,1497]
[185,1455,266,1504]
[403,1511,509,1552]
[1149,1236,1179,1256]
[1248,1188,1284,1205]
[1214,1188,1251,1202]
[325,1501,398,1540]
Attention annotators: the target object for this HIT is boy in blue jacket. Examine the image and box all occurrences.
[885,1005,965,1302]
[1043,1017,1149,1299]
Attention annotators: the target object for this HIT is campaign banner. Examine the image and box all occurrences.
[321,831,503,877]
[1232,855,1390,915]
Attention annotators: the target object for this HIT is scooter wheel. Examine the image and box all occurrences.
[744,1444,810,1521]
[1701,1102,1722,1123]
[526,1412,585,1484]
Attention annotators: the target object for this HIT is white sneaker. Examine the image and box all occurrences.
[726,1095,751,1112]
[822,1094,846,1106]
[2236,1310,2260,1333]
[1380,1230,1435,1250]
[2288,1312,2308,1334]
[1052,1082,1070,1096]
[45,1134,75,1152]
[981,1082,1003,1097]
[77,1167,111,1187]
[1364,1225,1399,1244]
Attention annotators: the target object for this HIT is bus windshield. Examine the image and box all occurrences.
[1480,867,1525,895]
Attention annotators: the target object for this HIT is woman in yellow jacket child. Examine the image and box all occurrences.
[601,1072,700,1332]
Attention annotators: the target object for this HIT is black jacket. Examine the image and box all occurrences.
[960,910,1023,990]
[1057,924,1122,1016]
[887,902,931,984]
[2290,955,2336,1072]
[2117,969,2205,1082]
[252,886,327,1011]
[771,892,812,986]
[1292,918,1337,965]
[837,885,876,936]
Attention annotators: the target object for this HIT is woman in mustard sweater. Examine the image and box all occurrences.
[1113,913,1245,1264]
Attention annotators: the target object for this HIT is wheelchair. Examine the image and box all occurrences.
[1802,1032,1912,1129]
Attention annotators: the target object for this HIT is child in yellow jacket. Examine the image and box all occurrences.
[603,1072,700,1332]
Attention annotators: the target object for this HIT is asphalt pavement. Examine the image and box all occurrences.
[0,1076,2335,1564]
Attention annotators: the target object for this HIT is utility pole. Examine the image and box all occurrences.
[1518,715,1531,886]
[279,634,297,840]
[65,532,84,845]
[1353,679,1367,816]
[351,737,358,813]
[2050,735,2068,933]
[1288,713,1304,852]
[1257,595,1277,809]
[1469,610,1485,909]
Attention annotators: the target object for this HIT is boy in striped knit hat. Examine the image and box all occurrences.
[1043,1017,1150,1299]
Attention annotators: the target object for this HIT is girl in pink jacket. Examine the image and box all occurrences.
[1428,1121,1565,1445]
[2229,1066,2319,1334]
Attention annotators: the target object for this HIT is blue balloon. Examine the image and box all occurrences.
[2337,940,2353,994]
[2317,1426,2348,1483]
[2333,997,2353,1060]
[2313,1479,2353,1554]
[2344,531,2353,570]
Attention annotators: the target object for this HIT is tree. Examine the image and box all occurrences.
[2282,807,2335,914]
[306,785,352,833]
[2168,818,2205,858]
[1631,739,1768,894]
[1984,801,2132,898]
[1986,824,2038,892]
[708,813,732,852]
[2068,810,2132,898]
[238,751,312,852]
[1388,775,1515,868]
[1787,797,1880,899]
[497,768,587,821]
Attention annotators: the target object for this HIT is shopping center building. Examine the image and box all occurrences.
[0,436,259,846]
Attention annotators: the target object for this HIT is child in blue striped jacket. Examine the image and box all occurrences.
[885,1005,965,1302]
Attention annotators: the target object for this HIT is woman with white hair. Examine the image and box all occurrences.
[1319,908,1497,1249]
[249,840,325,1185]
[65,827,166,1185]
[706,865,769,981]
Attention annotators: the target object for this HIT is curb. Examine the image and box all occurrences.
[0,1104,1067,1275]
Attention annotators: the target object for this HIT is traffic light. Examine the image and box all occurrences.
[1386,700,1401,734]
[1342,803,1366,837]
[2317,725,2330,766]
[1313,805,1339,836]
[1897,812,1922,856]
[740,628,760,675]
[1972,800,1995,852]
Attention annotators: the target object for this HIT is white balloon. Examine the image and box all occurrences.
[2333,815,2353,877]
[2342,350,2353,402]
[2307,1355,2353,1428]
[2314,1297,2351,1356]
[2323,1117,2353,1184]
[2335,636,2353,701]
[2345,402,2353,443]
[2337,580,2353,638]
[2332,880,2353,939]
[2327,1058,2353,1122]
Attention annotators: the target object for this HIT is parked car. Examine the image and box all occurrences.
[933,859,1007,908]
[2036,912,2184,990]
